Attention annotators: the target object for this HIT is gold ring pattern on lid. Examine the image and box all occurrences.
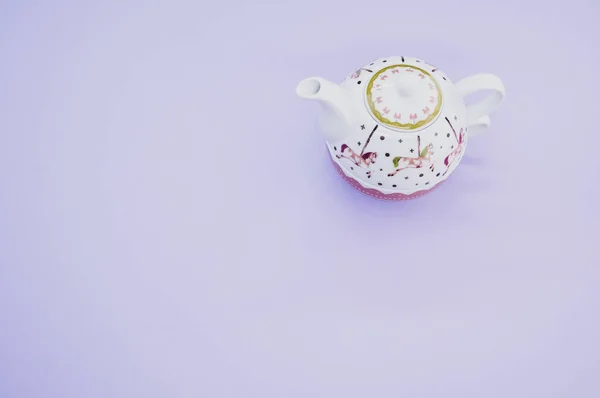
[365,64,443,131]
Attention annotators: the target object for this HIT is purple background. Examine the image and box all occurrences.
[1,1,599,397]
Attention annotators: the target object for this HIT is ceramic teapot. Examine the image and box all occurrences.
[296,55,505,200]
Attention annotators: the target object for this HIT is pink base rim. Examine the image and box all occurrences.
[330,158,444,201]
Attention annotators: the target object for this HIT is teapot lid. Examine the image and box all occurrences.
[364,64,443,132]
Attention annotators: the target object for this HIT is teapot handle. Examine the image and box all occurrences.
[455,73,505,137]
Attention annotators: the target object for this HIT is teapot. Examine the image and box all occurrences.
[296,56,505,200]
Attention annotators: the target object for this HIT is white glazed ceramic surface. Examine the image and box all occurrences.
[296,56,505,198]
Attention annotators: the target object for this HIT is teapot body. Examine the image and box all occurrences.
[297,55,505,200]
[327,56,469,200]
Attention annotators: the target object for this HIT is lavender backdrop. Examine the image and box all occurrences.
[1,1,599,397]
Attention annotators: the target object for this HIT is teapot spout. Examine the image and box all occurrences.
[296,77,354,142]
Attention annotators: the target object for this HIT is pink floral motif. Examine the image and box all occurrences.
[381,75,388,81]
[375,96,383,104]
[429,96,435,103]
[428,83,435,90]
[383,107,390,114]
[409,113,417,122]
[392,68,400,74]
[418,73,425,79]
[394,113,401,120]
[406,69,414,73]
[423,107,430,115]
[349,67,373,80]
